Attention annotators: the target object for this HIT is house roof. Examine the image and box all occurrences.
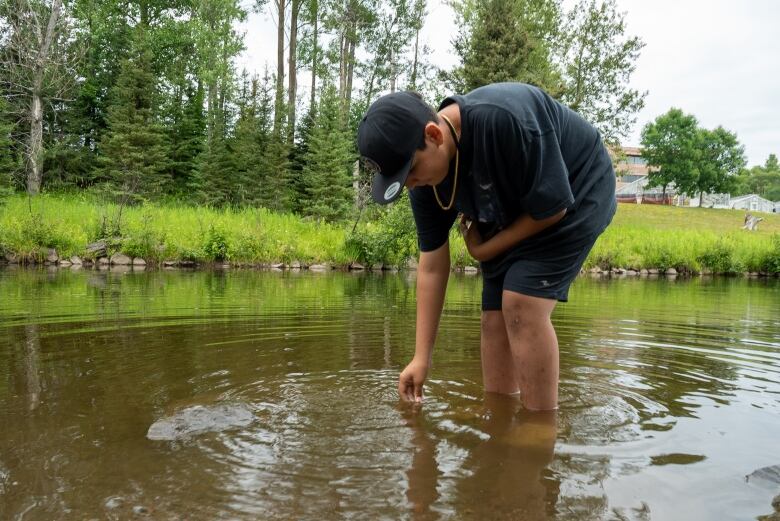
[731,194,774,204]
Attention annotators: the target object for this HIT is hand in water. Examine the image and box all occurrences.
[398,358,429,403]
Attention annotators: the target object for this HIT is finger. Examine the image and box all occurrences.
[414,383,424,403]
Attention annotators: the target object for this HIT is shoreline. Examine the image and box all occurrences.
[2,256,778,279]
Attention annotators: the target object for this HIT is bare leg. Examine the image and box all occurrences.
[501,291,559,411]
[480,310,520,394]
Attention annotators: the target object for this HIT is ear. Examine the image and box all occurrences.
[423,121,444,146]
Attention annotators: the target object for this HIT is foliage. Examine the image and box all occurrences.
[734,153,780,200]
[345,193,418,266]
[97,28,171,203]
[641,109,746,202]
[692,126,745,201]
[557,0,646,143]
[2,195,780,273]
[640,108,700,196]
[300,83,355,222]
[447,0,564,94]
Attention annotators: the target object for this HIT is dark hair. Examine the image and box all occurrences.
[406,91,440,150]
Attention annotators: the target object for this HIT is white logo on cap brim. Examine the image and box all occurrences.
[384,182,401,201]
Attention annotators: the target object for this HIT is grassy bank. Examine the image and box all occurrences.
[1,193,779,274]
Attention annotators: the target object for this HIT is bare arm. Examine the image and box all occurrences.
[398,242,451,402]
[462,209,567,262]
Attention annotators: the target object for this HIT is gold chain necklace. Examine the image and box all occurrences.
[433,114,460,211]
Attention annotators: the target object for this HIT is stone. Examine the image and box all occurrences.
[640,269,649,275]
[648,268,659,275]
[146,403,254,441]
[46,248,58,263]
[700,268,712,275]
[626,270,638,276]
[70,256,83,265]
[271,262,285,269]
[85,240,107,257]
[4,253,19,263]
[406,257,419,270]
[309,264,328,271]
[163,260,178,267]
[371,263,384,271]
[180,260,196,267]
[59,260,72,267]
[350,262,365,270]
[132,505,149,515]
[464,266,478,274]
[98,257,110,265]
[589,267,601,274]
[132,258,146,266]
[290,260,302,269]
[666,267,678,275]
[110,253,132,265]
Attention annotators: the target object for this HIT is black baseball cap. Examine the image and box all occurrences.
[357,92,436,204]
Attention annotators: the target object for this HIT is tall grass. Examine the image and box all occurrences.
[1,194,779,274]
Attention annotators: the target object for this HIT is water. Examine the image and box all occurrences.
[1,267,779,520]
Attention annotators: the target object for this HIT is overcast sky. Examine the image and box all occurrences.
[238,0,779,167]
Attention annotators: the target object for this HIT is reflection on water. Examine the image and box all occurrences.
[0,268,779,520]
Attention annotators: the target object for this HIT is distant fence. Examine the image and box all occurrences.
[617,193,675,205]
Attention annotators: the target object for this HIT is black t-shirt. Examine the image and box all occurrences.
[409,82,617,278]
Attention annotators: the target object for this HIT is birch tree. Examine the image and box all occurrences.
[0,0,76,194]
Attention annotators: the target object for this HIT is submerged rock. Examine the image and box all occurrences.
[146,403,254,441]
[748,464,780,485]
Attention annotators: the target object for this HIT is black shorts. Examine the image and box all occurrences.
[481,232,599,310]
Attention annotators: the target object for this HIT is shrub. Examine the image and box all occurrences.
[202,226,230,261]
[697,241,734,273]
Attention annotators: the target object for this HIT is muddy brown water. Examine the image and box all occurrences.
[1,267,779,520]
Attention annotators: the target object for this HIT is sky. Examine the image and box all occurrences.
[238,0,780,167]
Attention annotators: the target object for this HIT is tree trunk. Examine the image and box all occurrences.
[309,0,318,114]
[27,93,44,194]
[338,31,347,102]
[389,49,396,93]
[24,0,63,195]
[410,28,419,90]
[288,0,300,142]
[274,0,286,133]
[345,35,356,116]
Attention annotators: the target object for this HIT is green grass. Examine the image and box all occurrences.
[1,194,779,274]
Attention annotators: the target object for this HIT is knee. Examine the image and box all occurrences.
[501,295,552,337]
[481,311,504,336]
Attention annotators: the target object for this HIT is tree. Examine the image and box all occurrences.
[735,154,780,200]
[97,28,171,203]
[692,127,745,206]
[0,0,76,194]
[0,96,19,196]
[448,0,562,94]
[557,0,645,143]
[640,108,699,200]
[300,83,354,221]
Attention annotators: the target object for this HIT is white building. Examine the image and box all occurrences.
[616,176,680,205]
[729,194,776,213]
[689,193,732,209]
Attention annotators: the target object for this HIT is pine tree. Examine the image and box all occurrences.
[167,83,206,197]
[192,125,236,205]
[0,96,18,196]
[97,28,171,203]
[300,83,354,222]
[232,74,267,206]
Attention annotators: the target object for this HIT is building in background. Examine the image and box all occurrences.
[611,146,679,205]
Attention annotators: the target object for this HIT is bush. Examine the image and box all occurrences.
[697,241,734,273]
[202,225,230,261]
[346,195,417,266]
